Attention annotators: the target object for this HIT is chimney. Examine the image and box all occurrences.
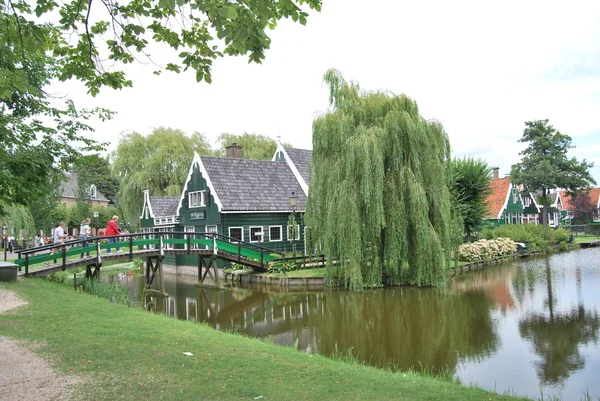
[225,143,244,159]
[492,167,499,179]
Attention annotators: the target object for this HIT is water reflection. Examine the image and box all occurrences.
[114,248,600,400]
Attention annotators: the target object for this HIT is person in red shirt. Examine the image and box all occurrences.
[105,215,121,253]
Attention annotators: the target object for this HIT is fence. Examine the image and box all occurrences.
[566,224,600,237]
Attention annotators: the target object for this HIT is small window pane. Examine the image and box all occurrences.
[229,228,243,242]
[269,226,281,241]
[250,227,263,242]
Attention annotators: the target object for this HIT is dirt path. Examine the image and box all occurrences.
[0,288,80,401]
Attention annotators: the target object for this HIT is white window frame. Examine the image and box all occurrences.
[523,197,531,207]
[156,226,174,249]
[206,225,218,234]
[287,224,300,241]
[188,190,206,208]
[141,227,153,249]
[269,226,282,242]
[89,185,97,199]
[228,227,244,242]
[184,226,197,250]
[249,226,264,243]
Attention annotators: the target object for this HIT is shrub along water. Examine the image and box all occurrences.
[481,225,570,252]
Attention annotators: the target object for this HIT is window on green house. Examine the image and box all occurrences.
[250,226,263,242]
[229,227,243,242]
[269,226,282,242]
[206,225,217,234]
[189,191,206,208]
[287,224,300,241]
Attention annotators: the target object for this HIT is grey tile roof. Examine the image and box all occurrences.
[149,197,180,217]
[201,157,307,212]
[285,148,312,184]
[59,170,109,202]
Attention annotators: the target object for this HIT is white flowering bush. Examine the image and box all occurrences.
[458,237,517,262]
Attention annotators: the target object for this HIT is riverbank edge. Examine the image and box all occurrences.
[0,280,531,401]
[220,243,582,287]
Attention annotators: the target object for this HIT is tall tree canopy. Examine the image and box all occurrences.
[569,192,597,224]
[1,0,321,95]
[511,120,596,227]
[111,127,214,224]
[306,69,459,290]
[216,132,289,160]
[0,5,108,215]
[75,154,119,202]
[452,157,492,241]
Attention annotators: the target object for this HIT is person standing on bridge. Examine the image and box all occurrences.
[79,218,92,258]
[105,215,121,254]
[47,222,68,265]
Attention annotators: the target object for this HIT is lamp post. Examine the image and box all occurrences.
[289,191,298,256]
[93,211,99,236]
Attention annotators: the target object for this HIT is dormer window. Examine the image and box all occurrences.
[90,185,97,199]
[511,187,518,203]
[188,190,206,208]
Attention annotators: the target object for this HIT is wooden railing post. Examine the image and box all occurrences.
[61,247,67,271]
[129,236,134,260]
[25,254,29,277]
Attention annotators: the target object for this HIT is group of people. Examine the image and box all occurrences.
[1,235,16,252]
[44,215,123,262]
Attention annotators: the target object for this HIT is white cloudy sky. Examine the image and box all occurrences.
[51,0,600,183]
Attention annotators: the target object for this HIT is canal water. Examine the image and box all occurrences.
[113,248,600,400]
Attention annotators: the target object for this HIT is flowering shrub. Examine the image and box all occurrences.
[458,237,517,262]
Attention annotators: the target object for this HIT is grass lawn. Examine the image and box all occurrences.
[0,279,531,401]
[571,234,600,244]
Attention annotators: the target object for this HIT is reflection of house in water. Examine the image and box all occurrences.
[452,266,517,312]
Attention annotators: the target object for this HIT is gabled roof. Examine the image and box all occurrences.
[284,148,312,185]
[559,188,600,210]
[272,144,310,196]
[484,177,511,219]
[60,170,109,202]
[149,196,180,217]
[200,156,307,212]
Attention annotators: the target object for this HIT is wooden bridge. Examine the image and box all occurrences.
[15,232,284,288]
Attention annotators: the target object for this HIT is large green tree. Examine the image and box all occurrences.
[111,127,214,224]
[0,5,107,216]
[75,154,119,202]
[511,120,596,227]
[306,70,459,290]
[1,0,321,95]
[216,132,288,160]
[452,157,492,241]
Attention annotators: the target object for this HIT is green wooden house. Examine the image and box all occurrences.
[140,144,310,268]
[481,169,540,228]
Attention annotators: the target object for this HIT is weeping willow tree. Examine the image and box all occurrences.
[306,70,460,290]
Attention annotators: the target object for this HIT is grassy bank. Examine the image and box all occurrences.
[0,279,530,401]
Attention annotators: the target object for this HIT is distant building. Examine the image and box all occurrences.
[559,188,600,224]
[59,169,110,207]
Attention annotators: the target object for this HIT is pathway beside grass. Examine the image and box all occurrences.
[0,279,531,401]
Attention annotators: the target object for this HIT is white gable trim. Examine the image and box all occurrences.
[140,189,155,219]
[497,183,515,219]
[273,144,309,196]
[177,152,223,214]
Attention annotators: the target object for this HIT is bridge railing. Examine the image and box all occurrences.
[16,231,285,275]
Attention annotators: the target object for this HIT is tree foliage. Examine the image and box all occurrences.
[451,157,492,240]
[216,132,288,160]
[0,2,109,216]
[569,192,597,224]
[511,120,596,227]
[306,69,459,290]
[111,127,214,224]
[75,154,119,202]
[1,0,321,95]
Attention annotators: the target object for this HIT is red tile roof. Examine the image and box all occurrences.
[484,177,511,219]
[559,188,600,210]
